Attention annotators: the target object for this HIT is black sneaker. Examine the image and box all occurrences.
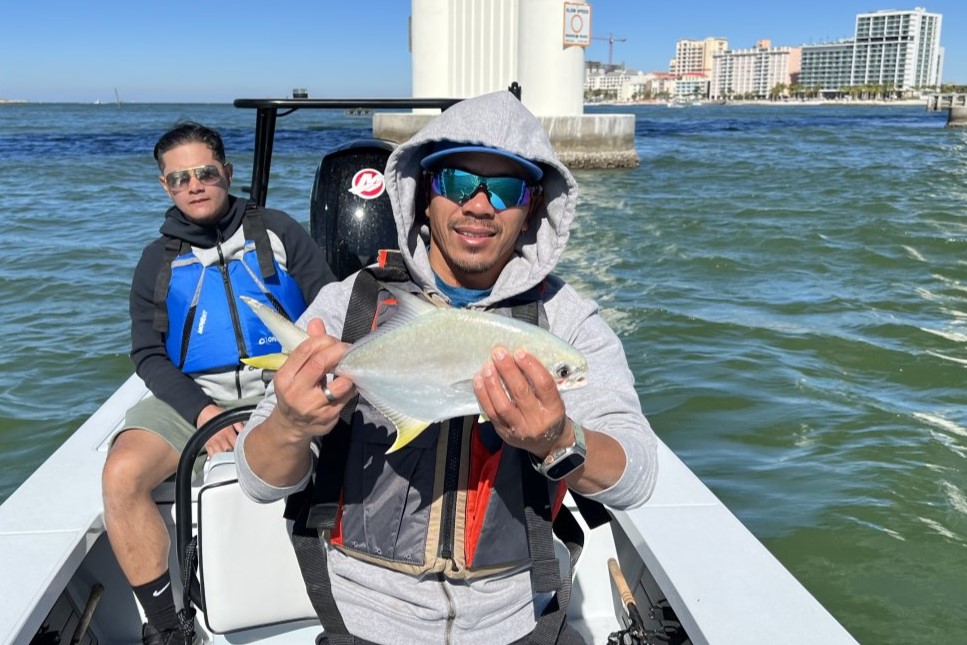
[141,623,196,645]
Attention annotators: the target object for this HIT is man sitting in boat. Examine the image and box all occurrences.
[235,90,659,644]
[101,122,333,645]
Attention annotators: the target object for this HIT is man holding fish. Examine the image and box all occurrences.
[237,91,659,644]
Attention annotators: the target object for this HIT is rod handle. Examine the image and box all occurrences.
[70,583,104,644]
[608,557,636,609]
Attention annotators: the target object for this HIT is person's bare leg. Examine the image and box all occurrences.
[102,429,180,585]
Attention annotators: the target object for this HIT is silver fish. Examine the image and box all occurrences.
[241,284,588,452]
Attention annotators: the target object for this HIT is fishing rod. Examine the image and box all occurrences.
[607,557,648,644]
[606,557,690,645]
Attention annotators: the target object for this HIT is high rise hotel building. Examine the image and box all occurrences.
[799,7,944,93]
[671,38,729,76]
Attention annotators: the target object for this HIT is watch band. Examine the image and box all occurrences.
[530,419,587,481]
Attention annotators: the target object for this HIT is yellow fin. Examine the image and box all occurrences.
[386,418,433,453]
[241,353,289,370]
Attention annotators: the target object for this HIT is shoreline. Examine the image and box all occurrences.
[590,98,927,107]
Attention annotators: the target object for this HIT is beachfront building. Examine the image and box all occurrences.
[799,7,944,96]
[709,40,802,100]
[584,65,668,102]
[584,61,680,103]
[671,38,729,76]
[584,66,632,100]
[675,73,709,102]
[853,7,943,91]
[798,41,855,97]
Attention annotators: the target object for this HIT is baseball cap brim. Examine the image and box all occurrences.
[421,145,543,182]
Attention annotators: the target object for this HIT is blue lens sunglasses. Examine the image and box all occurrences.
[430,168,540,210]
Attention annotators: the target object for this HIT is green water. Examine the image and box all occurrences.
[1,102,965,643]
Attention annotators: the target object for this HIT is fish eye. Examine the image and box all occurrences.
[555,364,572,379]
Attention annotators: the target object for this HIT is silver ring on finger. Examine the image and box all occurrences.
[322,384,337,404]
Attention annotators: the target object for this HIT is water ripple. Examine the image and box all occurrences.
[2,102,966,643]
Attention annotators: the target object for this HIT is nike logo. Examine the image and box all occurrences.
[152,581,172,597]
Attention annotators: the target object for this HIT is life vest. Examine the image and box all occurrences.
[285,251,609,643]
[158,207,307,374]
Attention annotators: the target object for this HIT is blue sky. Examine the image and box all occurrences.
[1,1,963,103]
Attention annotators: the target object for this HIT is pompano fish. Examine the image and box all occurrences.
[241,284,588,452]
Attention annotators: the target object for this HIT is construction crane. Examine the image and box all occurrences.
[591,33,627,66]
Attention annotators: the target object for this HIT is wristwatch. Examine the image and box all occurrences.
[530,419,587,481]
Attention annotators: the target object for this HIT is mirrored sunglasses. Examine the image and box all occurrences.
[430,168,535,210]
[163,164,224,193]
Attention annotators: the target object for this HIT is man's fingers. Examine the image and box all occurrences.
[512,349,558,401]
[278,330,346,395]
[491,348,533,401]
[473,372,496,419]
[204,426,239,456]
[306,317,328,337]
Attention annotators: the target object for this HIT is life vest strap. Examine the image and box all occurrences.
[152,202,278,332]
[244,202,277,280]
[153,237,187,333]
[285,254,605,643]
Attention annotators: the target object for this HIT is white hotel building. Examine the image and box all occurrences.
[709,40,801,100]
[585,7,944,102]
[799,7,944,93]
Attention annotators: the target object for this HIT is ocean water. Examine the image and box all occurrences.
[1,101,965,643]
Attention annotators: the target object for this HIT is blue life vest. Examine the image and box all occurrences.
[164,226,306,374]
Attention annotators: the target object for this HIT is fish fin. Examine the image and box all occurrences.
[375,283,439,326]
[386,418,433,453]
[361,386,434,453]
[347,283,441,353]
[477,413,489,424]
[240,296,308,353]
[241,353,289,371]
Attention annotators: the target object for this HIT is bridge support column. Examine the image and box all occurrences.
[947,107,967,128]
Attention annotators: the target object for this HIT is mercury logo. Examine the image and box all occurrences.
[348,168,385,200]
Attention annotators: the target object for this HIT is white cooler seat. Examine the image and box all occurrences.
[196,453,317,633]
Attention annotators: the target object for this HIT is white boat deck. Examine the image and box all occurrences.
[0,373,858,644]
[0,375,145,643]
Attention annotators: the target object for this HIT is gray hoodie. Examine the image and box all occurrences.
[236,90,658,644]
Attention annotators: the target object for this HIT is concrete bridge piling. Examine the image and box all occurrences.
[926,93,967,128]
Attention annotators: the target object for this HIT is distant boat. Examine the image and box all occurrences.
[667,98,703,108]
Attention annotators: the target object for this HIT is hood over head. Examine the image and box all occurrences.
[383,90,578,306]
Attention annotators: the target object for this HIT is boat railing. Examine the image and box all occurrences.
[232,97,462,207]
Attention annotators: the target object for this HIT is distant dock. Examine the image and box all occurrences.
[926,93,967,127]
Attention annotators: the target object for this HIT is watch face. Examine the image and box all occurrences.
[545,452,586,480]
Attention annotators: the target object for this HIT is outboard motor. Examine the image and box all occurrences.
[310,139,399,281]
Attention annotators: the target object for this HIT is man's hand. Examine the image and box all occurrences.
[197,404,243,457]
[473,346,573,459]
[267,318,356,443]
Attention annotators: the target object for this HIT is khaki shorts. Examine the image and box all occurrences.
[117,394,264,453]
